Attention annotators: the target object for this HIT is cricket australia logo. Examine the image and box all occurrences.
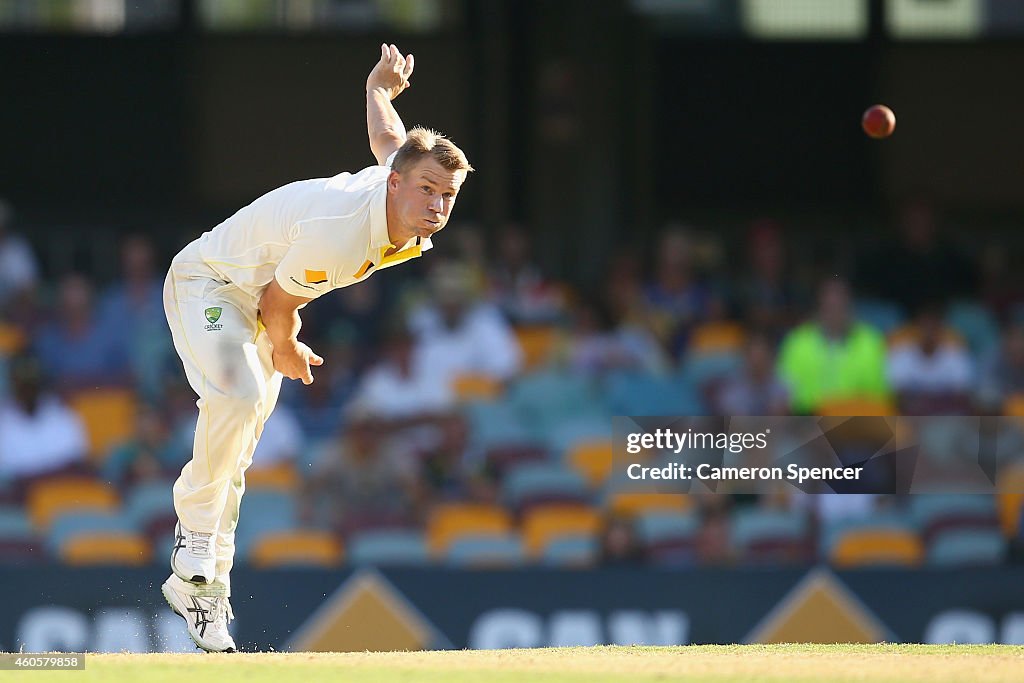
[204,307,223,331]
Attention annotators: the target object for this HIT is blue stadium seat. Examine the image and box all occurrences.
[679,352,743,387]
[909,494,999,539]
[464,400,536,450]
[234,491,299,557]
[731,508,810,562]
[928,528,1006,566]
[635,511,700,546]
[447,534,526,567]
[508,369,607,436]
[854,299,905,334]
[947,300,999,357]
[0,506,34,540]
[123,481,175,528]
[540,534,599,567]
[348,530,430,565]
[48,512,138,555]
[546,415,613,459]
[605,370,704,416]
[503,463,590,510]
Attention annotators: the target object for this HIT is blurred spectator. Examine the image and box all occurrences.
[888,304,974,412]
[249,403,305,471]
[102,404,180,486]
[349,322,454,420]
[777,278,890,414]
[711,332,789,415]
[736,219,799,339]
[695,496,734,565]
[300,415,419,532]
[642,227,711,357]
[488,223,565,324]
[408,261,523,389]
[277,330,358,444]
[0,353,88,481]
[977,324,1024,413]
[34,273,129,389]
[97,235,171,398]
[415,413,493,505]
[559,297,667,377]
[0,199,39,312]
[856,200,978,312]
[599,515,642,566]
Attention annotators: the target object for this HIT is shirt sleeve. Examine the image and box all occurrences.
[274,219,361,299]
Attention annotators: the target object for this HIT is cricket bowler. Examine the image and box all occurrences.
[159,43,472,652]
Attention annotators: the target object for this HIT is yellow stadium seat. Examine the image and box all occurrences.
[61,532,151,566]
[249,530,344,568]
[514,326,559,371]
[522,504,602,557]
[245,461,300,492]
[27,477,120,531]
[689,322,746,355]
[451,373,504,402]
[887,325,964,349]
[607,492,693,518]
[567,440,613,488]
[1003,395,1024,418]
[831,529,924,568]
[427,503,513,555]
[997,463,1024,536]
[0,322,26,355]
[68,388,138,462]
[817,398,895,417]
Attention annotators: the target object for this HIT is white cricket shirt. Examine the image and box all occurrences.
[171,152,431,305]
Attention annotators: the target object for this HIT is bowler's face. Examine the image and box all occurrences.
[388,158,466,245]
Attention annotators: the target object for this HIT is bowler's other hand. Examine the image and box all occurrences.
[273,341,324,385]
[366,43,414,100]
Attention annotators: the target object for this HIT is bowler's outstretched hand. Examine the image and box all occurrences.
[366,43,414,100]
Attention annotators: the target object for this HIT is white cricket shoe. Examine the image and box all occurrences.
[161,574,236,653]
[170,521,217,585]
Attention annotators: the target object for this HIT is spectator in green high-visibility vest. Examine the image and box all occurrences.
[777,278,891,415]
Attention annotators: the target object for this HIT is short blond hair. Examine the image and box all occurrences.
[392,126,473,174]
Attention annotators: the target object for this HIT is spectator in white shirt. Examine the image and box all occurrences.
[888,304,974,397]
[0,353,88,481]
[408,261,523,390]
[0,200,39,311]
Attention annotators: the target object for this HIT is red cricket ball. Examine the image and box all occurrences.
[862,104,896,139]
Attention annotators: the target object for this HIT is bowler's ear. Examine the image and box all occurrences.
[387,169,401,192]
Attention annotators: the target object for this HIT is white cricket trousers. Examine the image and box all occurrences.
[163,250,283,594]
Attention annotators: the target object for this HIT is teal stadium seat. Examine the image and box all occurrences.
[123,481,175,529]
[731,508,810,563]
[854,299,905,334]
[502,463,590,510]
[48,512,138,556]
[679,352,743,388]
[447,534,526,567]
[947,300,999,357]
[464,400,535,450]
[348,530,429,565]
[820,512,918,559]
[508,369,607,437]
[909,494,999,540]
[605,371,704,416]
[0,506,34,540]
[928,528,1006,566]
[540,534,599,567]
[635,511,699,565]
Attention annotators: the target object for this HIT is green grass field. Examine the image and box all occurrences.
[11,645,1024,683]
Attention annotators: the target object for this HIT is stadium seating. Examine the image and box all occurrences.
[687,322,746,355]
[248,530,344,568]
[635,511,700,564]
[122,480,175,529]
[427,503,513,555]
[829,527,924,567]
[816,398,895,416]
[947,300,1000,357]
[996,462,1024,536]
[605,370,704,416]
[566,439,614,488]
[546,414,613,457]
[514,325,560,371]
[927,528,1006,566]
[60,531,151,566]
[0,505,34,540]
[521,504,603,558]
[606,493,693,518]
[347,530,430,565]
[26,477,120,531]
[540,534,599,567]
[244,462,300,493]
[464,400,537,450]
[503,463,590,511]
[451,373,505,403]
[48,511,138,555]
[446,533,527,567]
[678,352,743,391]
[68,388,138,462]
[730,508,810,564]
[854,299,905,334]
[509,369,606,437]
[909,494,999,541]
